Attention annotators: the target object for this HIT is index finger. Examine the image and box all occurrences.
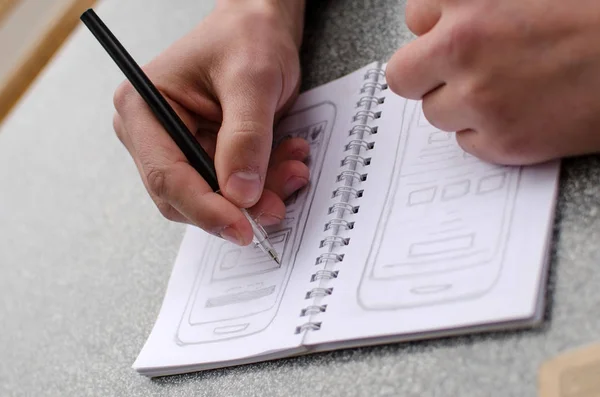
[385,20,449,100]
[114,83,253,245]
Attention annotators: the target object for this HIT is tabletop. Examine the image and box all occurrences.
[1,0,599,396]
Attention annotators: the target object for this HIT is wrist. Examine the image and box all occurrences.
[217,0,306,48]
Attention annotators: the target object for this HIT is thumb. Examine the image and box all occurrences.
[214,67,282,208]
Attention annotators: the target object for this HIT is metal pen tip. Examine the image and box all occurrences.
[268,249,281,265]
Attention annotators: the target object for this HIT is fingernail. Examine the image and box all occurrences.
[220,226,242,245]
[284,176,308,197]
[291,149,308,161]
[226,171,261,205]
[257,212,283,226]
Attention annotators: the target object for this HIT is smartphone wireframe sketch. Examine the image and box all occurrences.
[358,103,521,309]
[176,102,337,344]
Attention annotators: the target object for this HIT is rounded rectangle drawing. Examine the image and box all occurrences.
[176,102,337,345]
[358,102,521,310]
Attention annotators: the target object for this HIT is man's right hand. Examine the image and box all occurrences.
[112,0,307,246]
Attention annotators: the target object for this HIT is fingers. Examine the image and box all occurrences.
[265,160,309,199]
[249,156,310,227]
[114,112,192,225]
[269,137,310,166]
[267,136,310,198]
[247,189,287,226]
[406,0,442,36]
[386,26,447,100]
[114,82,253,245]
[213,63,283,208]
[422,84,472,132]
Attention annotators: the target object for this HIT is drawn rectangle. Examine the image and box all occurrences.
[442,180,470,200]
[206,285,276,308]
[428,131,451,143]
[408,234,475,257]
[211,229,291,282]
[408,186,436,206]
[477,173,507,194]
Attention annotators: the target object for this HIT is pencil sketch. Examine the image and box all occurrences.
[210,229,291,282]
[358,100,521,310]
[175,102,337,345]
[206,285,277,308]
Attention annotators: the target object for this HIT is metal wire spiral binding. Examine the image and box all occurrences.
[332,186,363,199]
[357,95,384,107]
[300,305,328,316]
[353,110,381,122]
[319,236,350,247]
[315,253,344,265]
[324,219,354,231]
[296,63,387,334]
[365,68,386,79]
[345,140,374,152]
[328,202,359,215]
[311,270,339,282]
[360,81,387,93]
[305,288,333,299]
[337,171,363,183]
[295,322,322,334]
[349,125,378,136]
[341,154,371,167]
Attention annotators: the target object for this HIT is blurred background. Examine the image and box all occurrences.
[0,0,95,124]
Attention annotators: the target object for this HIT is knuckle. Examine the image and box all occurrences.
[155,200,179,222]
[229,121,270,160]
[113,80,135,112]
[421,100,442,130]
[236,6,279,30]
[459,77,495,115]
[461,129,528,165]
[146,167,169,198]
[244,58,280,84]
[112,114,125,144]
[441,19,482,67]
[492,135,530,164]
[384,54,401,93]
[225,50,281,89]
[385,50,411,96]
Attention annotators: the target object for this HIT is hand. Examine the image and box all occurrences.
[113,1,307,245]
[386,0,600,165]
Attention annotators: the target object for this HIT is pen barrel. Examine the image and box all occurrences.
[241,209,267,244]
[80,9,220,191]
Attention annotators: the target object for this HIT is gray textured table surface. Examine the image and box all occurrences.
[1,0,599,396]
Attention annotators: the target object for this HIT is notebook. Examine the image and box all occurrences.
[132,61,560,377]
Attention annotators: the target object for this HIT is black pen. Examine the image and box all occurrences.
[80,8,280,264]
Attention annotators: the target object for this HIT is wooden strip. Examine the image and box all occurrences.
[0,0,96,124]
[0,0,20,25]
[539,343,600,397]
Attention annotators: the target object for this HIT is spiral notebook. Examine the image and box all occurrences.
[133,61,560,377]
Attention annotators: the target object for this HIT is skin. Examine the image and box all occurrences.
[114,0,600,245]
[112,0,307,246]
[386,0,600,165]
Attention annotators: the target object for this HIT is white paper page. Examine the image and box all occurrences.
[304,92,561,347]
[133,62,380,375]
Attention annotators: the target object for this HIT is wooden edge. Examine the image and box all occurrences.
[0,0,96,124]
[538,343,600,397]
[0,0,20,25]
